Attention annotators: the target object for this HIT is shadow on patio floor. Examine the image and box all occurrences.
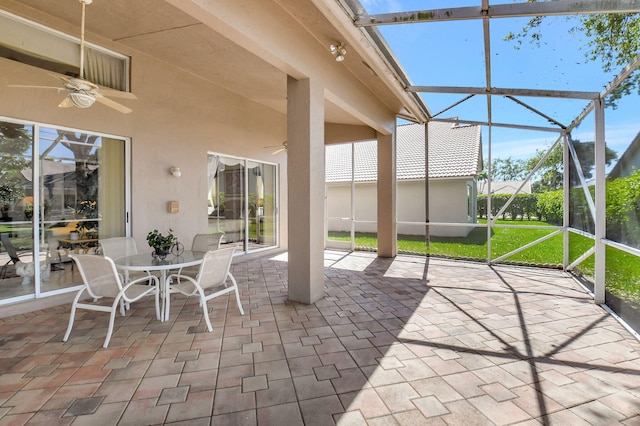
[0,250,639,425]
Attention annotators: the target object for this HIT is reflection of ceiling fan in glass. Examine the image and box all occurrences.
[8,0,136,114]
[264,141,287,155]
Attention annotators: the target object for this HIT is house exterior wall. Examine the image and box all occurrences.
[327,182,378,233]
[1,53,290,251]
[411,179,475,237]
[0,0,406,311]
[327,179,475,237]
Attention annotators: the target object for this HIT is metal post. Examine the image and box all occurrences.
[351,142,355,251]
[563,132,569,270]
[424,122,430,250]
[487,124,492,264]
[594,98,606,304]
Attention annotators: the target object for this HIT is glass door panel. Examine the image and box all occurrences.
[208,154,277,253]
[0,121,35,300]
[0,119,128,304]
[247,161,277,249]
[209,155,245,251]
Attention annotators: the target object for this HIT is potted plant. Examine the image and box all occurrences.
[146,228,176,260]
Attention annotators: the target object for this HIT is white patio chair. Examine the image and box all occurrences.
[99,236,153,282]
[63,254,160,348]
[176,233,225,278]
[99,236,140,262]
[192,233,225,252]
[166,247,243,331]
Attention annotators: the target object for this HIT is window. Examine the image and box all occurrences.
[0,10,130,91]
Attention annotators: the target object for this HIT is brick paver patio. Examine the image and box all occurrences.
[0,250,639,425]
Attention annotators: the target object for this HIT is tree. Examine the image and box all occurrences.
[504,6,640,108]
[491,157,527,181]
[569,138,618,183]
[492,138,617,193]
[526,145,564,192]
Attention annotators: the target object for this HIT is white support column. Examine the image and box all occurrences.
[287,76,325,304]
[377,131,397,257]
[594,98,606,304]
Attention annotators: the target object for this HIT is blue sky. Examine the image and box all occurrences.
[359,0,639,165]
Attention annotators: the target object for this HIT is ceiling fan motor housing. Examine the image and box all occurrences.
[68,92,95,108]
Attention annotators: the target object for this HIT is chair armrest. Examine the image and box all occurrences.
[167,273,197,286]
[125,274,160,288]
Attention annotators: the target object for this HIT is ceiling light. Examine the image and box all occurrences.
[330,42,346,62]
[68,92,95,108]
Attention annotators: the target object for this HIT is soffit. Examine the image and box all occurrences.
[1,0,408,126]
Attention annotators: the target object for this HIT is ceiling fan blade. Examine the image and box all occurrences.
[9,84,63,92]
[94,95,132,114]
[58,97,74,108]
[271,148,285,155]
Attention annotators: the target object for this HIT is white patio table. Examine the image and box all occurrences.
[113,250,205,321]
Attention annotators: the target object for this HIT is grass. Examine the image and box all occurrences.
[328,218,640,307]
[330,219,565,265]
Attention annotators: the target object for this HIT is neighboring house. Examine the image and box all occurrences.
[478,180,532,195]
[608,130,640,179]
[326,121,483,237]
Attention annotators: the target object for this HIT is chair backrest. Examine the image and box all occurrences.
[99,237,139,259]
[191,233,224,252]
[70,254,122,298]
[196,247,235,290]
[1,233,22,264]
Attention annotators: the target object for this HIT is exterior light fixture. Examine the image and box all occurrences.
[330,42,346,62]
[170,167,182,178]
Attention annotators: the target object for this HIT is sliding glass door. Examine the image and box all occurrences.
[208,154,278,253]
[0,118,128,303]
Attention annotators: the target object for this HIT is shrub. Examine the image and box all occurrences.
[607,170,640,247]
[537,189,563,224]
[477,193,539,220]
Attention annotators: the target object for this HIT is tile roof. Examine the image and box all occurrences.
[326,122,482,183]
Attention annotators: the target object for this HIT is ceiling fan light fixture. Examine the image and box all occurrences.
[68,92,95,108]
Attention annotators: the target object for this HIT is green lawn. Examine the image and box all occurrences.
[329,219,566,265]
[328,219,640,305]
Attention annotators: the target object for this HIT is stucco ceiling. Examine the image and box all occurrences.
[0,0,406,126]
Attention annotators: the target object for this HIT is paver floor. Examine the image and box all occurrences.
[0,250,639,425]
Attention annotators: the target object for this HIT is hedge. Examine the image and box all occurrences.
[477,170,640,248]
[477,193,539,220]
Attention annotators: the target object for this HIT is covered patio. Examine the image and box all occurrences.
[0,250,638,424]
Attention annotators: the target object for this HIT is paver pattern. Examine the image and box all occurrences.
[0,250,639,425]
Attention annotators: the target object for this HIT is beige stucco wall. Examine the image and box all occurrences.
[328,179,475,237]
[1,52,289,251]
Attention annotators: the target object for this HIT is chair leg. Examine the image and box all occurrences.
[63,290,84,342]
[200,290,213,332]
[62,305,77,342]
[103,300,120,348]
[155,287,161,321]
[229,274,245,315]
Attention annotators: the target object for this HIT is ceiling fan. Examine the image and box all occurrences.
[264,141,287,155]
[9,0,136,114]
